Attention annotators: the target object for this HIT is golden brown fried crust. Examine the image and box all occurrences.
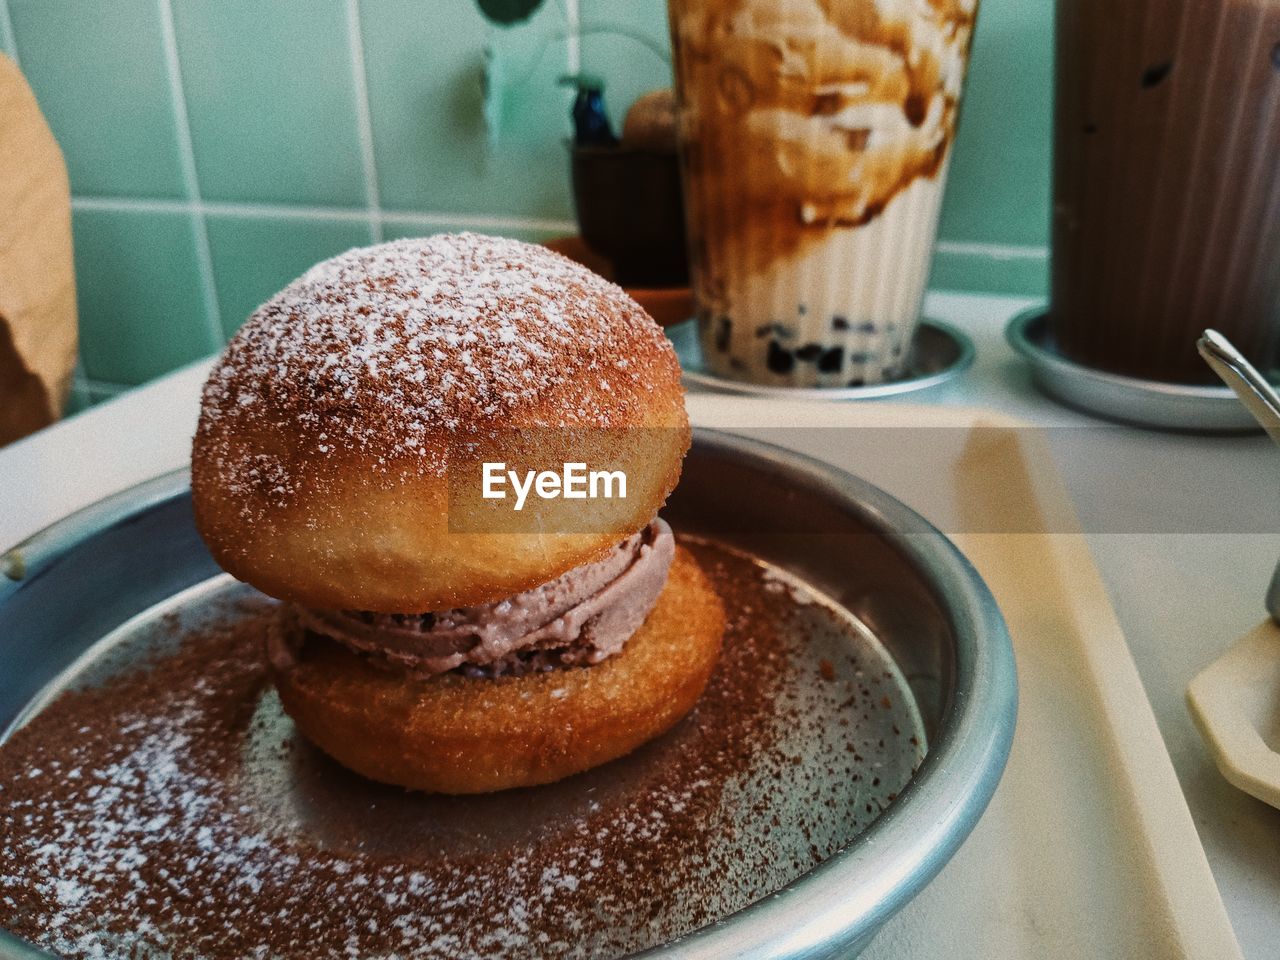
[270,546,725,794]
[191,234,689,612]
[192,412,688,612]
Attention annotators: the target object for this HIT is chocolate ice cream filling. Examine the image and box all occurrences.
[292,519,674,677]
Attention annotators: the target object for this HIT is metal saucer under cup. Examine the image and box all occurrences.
[668,318,974,401]
[1006,309,1274,433]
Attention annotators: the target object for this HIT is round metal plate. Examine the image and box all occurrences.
[668,319,975,401]
[1006,309,1267,433]
[0,431,1016,960]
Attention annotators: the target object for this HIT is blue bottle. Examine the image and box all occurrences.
[563,74,618,147]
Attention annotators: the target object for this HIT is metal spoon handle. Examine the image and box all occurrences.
[1269,565,1280,625]
[1197,330,1280,447]
[1198,331,1280,623]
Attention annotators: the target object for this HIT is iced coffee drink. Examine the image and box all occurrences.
[1052,0,1280,384]
[668,0,977,387]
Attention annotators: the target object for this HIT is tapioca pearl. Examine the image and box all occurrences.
[846,376,866,387]
[766,341,795,374]
[818,347,843,373]
[857,321,878,334]
[756,322,789,339]
[797,303,807,316]
[714,317,732,353]
[794,343,823,362]
[847,352,872,365]
[832,316,850,331]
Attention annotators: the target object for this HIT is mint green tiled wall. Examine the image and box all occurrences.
[8,0,188,198]
[72,207,220,383]
[583,0,671,147]
[4,0,1052,405]
[204,214,376,337]
[173,0,372,207]
[938,0,1053,255]
[362,0,572,218]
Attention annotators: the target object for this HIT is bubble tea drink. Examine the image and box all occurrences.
[668,0,977,387]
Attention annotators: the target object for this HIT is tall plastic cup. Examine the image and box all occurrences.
[667,0,978,387]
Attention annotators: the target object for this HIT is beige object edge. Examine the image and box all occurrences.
[1187,620,1280,811]
[0,52,76,447]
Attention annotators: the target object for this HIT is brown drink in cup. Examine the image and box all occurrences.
[1052,0,1280,384]
[667,0,978,388]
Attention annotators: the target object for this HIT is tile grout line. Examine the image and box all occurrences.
[87,381,129,399]
[68,195,1050,262]
[564,0,581,76]
[156,0,224,347]
[70,194,577,233]
[934,240,1049,261]
[70,371,129,400]
[343,0,383,243]
[0,0,19,67]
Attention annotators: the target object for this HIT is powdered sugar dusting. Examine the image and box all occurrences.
[1,603,730,958]
[195,233,680,496]
[0,545,922,958]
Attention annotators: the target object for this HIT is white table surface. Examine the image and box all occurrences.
[2,291,1278,957]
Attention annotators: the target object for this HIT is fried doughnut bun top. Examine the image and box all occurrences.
[192,233,689,612]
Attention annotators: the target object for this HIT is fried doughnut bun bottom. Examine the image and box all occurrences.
[269,545,726,794]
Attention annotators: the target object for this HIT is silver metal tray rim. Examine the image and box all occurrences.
[0,429,1018,960]
[1006,308,1266,432]
[669,319,976,401]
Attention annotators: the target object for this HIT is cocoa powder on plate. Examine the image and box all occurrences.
[0,539,919,959]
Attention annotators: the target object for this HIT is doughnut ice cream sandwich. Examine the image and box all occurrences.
[190,233,724,793]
